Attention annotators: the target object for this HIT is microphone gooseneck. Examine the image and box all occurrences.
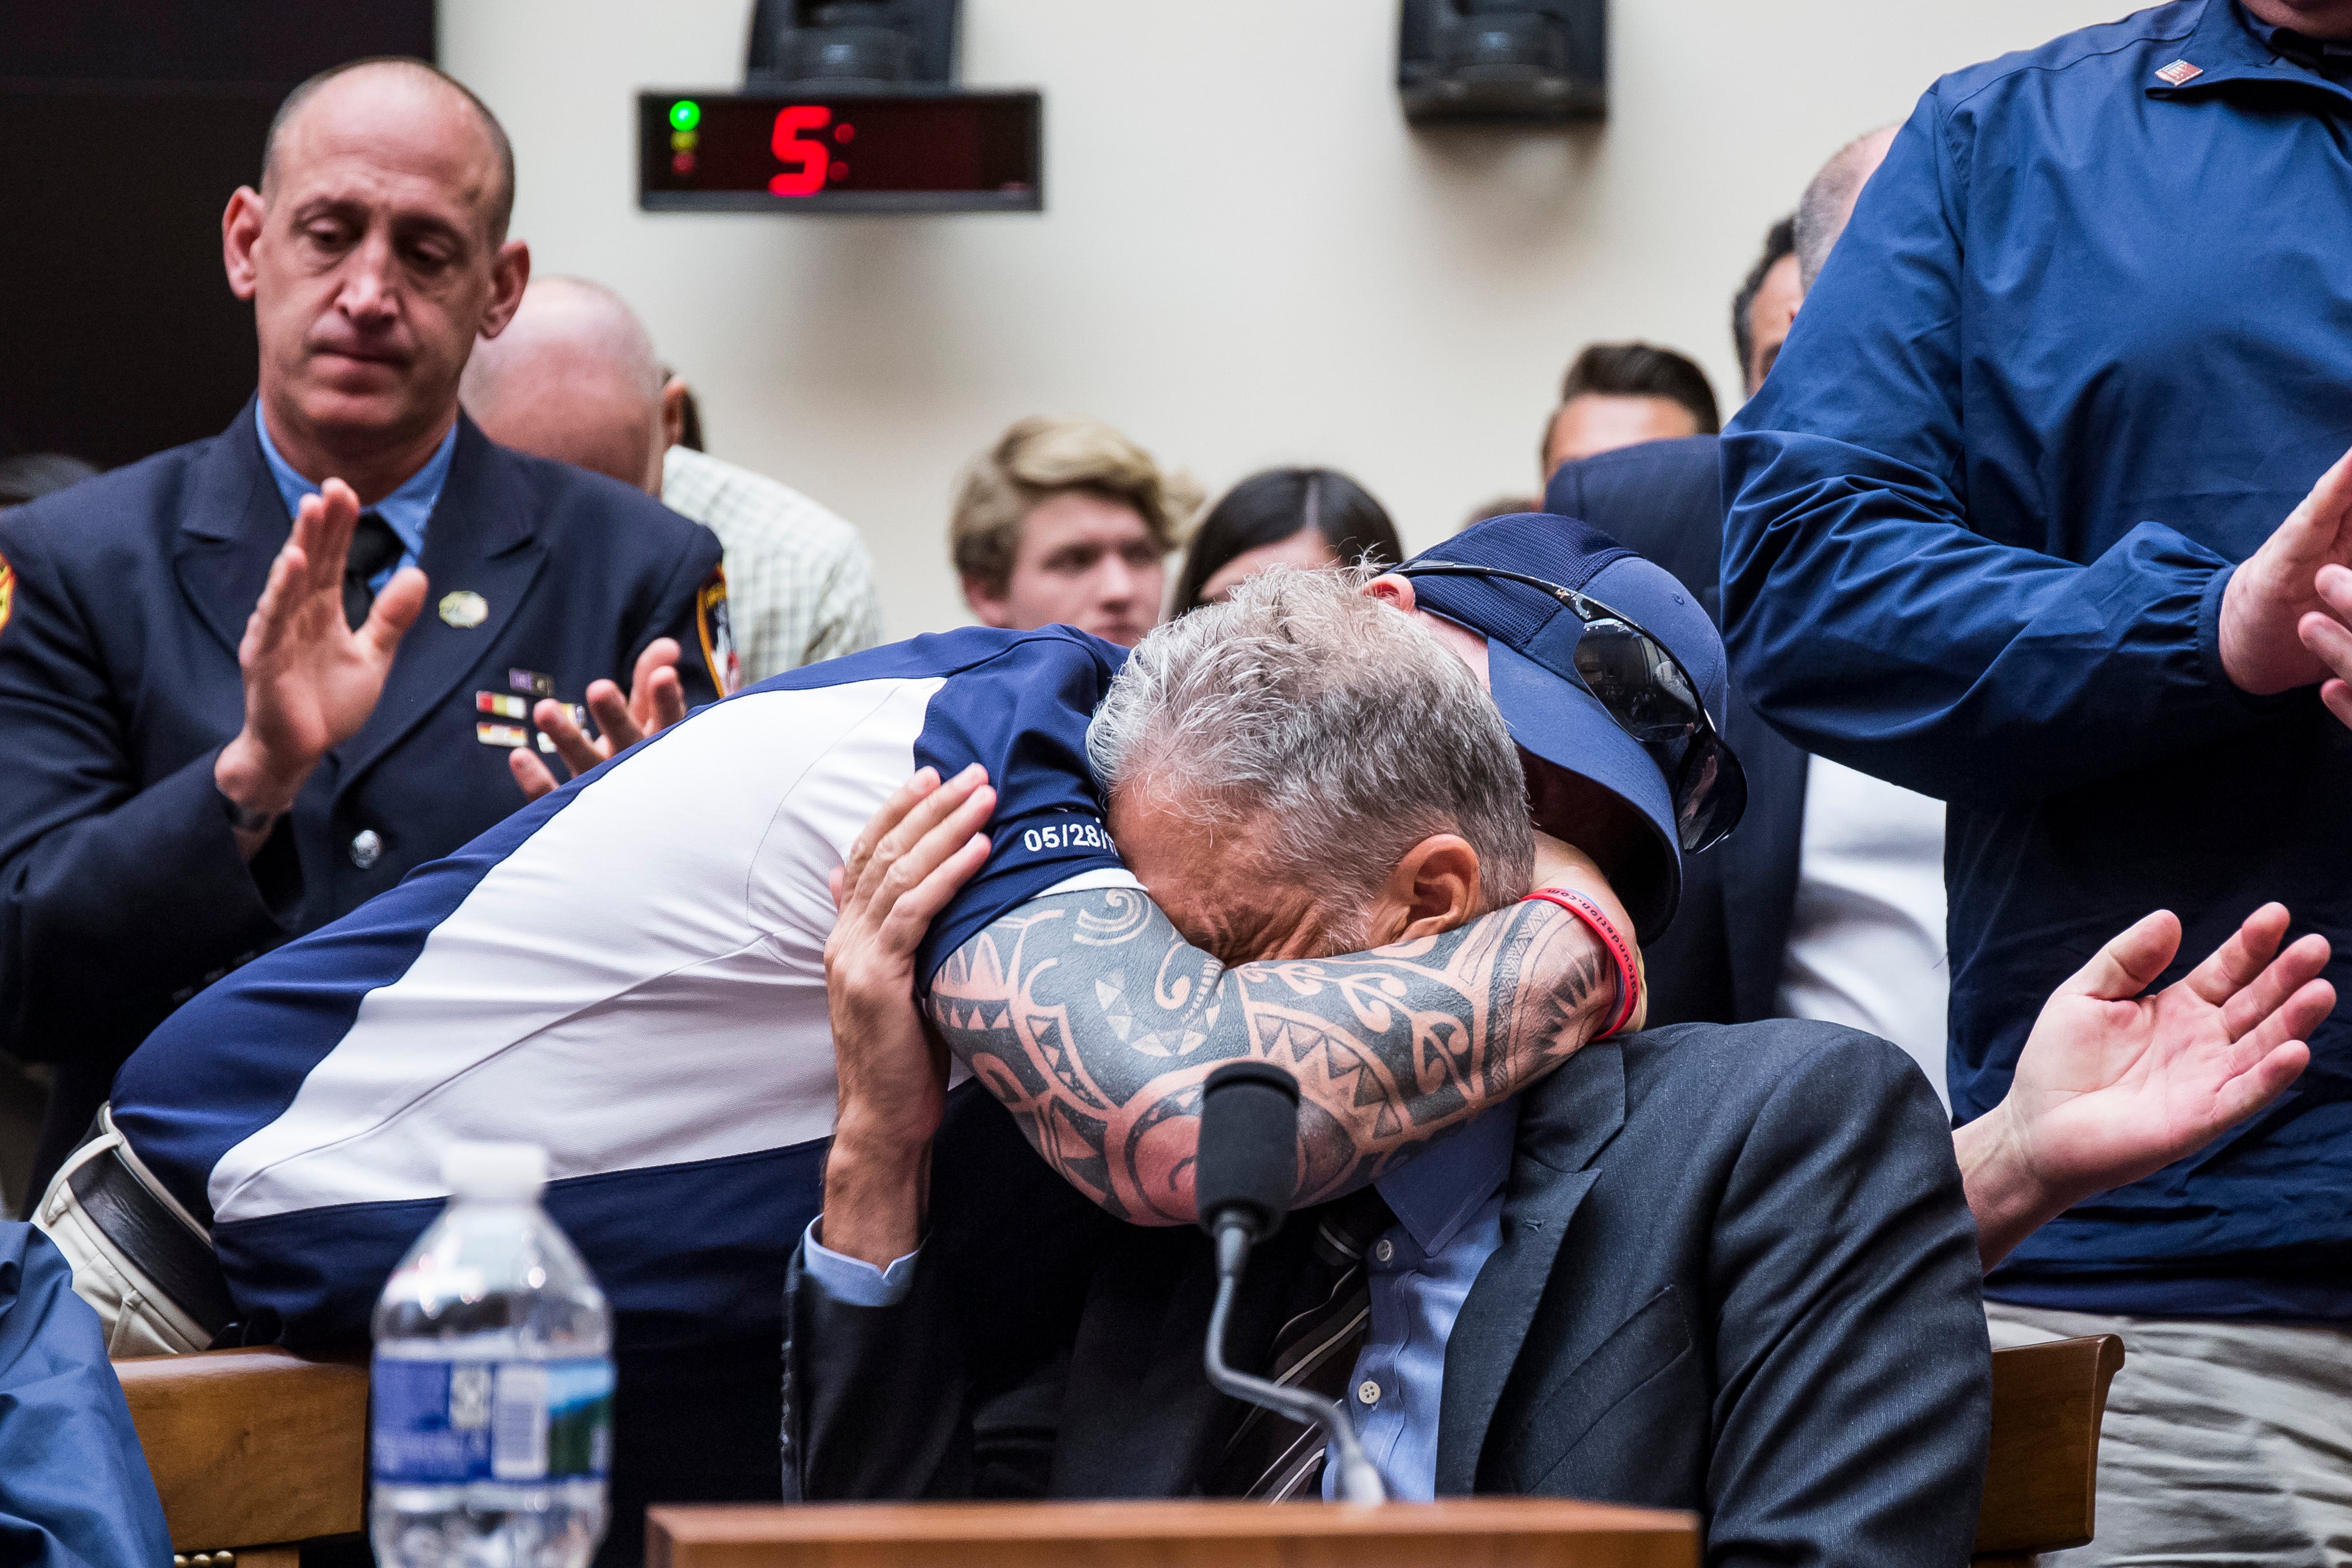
[1195,1063,1387,1506]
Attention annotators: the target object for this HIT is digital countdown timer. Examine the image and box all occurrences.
[638,90,1042,214]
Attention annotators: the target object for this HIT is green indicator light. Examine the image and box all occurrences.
[669,100,701,132]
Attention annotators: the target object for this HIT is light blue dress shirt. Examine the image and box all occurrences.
[801,1216,923,1307]
[800,1097,1521,1502]
[253,404,456,592]
[1326,1097,1515,1501]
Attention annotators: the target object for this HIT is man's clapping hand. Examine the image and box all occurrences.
[2220,444,2352,696]
[214,478,425,854]
[1960,903,2331,1268]
[509,638,690,800]
[2297,562,2352,730]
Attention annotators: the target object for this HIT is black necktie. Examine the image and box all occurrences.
[342,511,402,630]
[1209,1185,1396,1500]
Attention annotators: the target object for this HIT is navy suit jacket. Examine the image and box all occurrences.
[784,1022,1991,1566]
[1545,435,1809,1028]
[0,405,725,1187]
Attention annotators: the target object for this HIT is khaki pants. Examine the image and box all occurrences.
[33,1112,213,1358]
[1987,1301,2352,1567]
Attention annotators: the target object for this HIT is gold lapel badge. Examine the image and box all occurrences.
[439,590,489,629]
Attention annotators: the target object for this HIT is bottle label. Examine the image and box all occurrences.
[373,1356,613,1486]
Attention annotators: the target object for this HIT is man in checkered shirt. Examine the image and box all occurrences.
[660,440,881,682]
[465,276,883,685]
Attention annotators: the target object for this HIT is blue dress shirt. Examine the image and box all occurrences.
[1720,0,2352,1322]
[254,403,456,590]
[1324,1099,1514,1500]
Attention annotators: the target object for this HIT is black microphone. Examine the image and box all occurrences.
[1195,1062,1385,1505]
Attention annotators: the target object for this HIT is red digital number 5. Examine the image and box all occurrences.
[770,105,833,197]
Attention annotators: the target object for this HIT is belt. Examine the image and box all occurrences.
[68,1141,238,1342]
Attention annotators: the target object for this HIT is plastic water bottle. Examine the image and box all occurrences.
[371,1143,614,1568]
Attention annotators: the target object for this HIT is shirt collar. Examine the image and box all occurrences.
[1374,1097,1519,1257]
[2149,0,2352,95]
[252,401,458,565]
[2241,7,2352,78]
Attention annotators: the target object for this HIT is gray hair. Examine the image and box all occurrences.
[1087,566,1534,929]
[1793,125,1897,292]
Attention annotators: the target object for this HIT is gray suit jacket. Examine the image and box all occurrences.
[784,1019,1991,1566]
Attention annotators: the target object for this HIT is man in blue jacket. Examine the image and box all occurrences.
[0,59,727,1204]
[1722,2,2352,1557]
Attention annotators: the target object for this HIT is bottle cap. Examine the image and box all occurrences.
[441,1141,548,1201]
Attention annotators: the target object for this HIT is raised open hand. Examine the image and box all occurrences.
[816,764,995,1266]
[1965,904,2329,1266]
[215,479,425,833]
[2220,444,2352,694]
[509,637,689,800]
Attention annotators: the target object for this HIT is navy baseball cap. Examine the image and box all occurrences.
[1394,512,1739,942]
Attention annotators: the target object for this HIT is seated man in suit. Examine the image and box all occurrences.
[787,534,2331,1563]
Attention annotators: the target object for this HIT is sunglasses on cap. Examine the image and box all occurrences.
[1396,560,1747,854]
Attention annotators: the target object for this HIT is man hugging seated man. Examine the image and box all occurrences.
[54,513,2323,1568]
[790,529,2328,1567]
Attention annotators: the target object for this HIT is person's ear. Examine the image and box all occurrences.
[476,239,532,340]
[962,576,1014,629]
[1363,573,1417,613]
[222,187,266,301]
[660,376,692,449]
[1363,834,1482,947]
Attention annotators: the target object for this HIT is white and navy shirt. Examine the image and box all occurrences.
[111,627,1131,1347]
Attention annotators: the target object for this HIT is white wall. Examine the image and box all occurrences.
[443,0,2121,639]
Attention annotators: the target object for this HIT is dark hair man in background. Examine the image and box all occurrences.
[0,58,726,1204]
[1730,216,1800,397]
[1539,342,1721,480]
[1723,4,2352,1557]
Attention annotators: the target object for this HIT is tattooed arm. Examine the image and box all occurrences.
[927,888,1615,1224]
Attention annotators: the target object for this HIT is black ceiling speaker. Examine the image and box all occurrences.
[1398,0,1606,123]
[746,0,959,90]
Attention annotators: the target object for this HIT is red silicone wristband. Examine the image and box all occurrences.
[1521,886,1642,1039]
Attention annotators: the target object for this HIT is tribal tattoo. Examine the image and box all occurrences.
[927,887,1613,1224]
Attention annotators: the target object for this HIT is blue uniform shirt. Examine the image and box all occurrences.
[111,627,1130,1349]
[254,402,456,589]
[1722,0,2352,1319]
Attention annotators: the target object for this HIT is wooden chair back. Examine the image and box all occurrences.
[110,1333,2122,1566]
[1972,1334,2126,1565]
[116,1347,370,1568]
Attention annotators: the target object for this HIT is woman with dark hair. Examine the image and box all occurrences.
[1169,467,1404,617]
